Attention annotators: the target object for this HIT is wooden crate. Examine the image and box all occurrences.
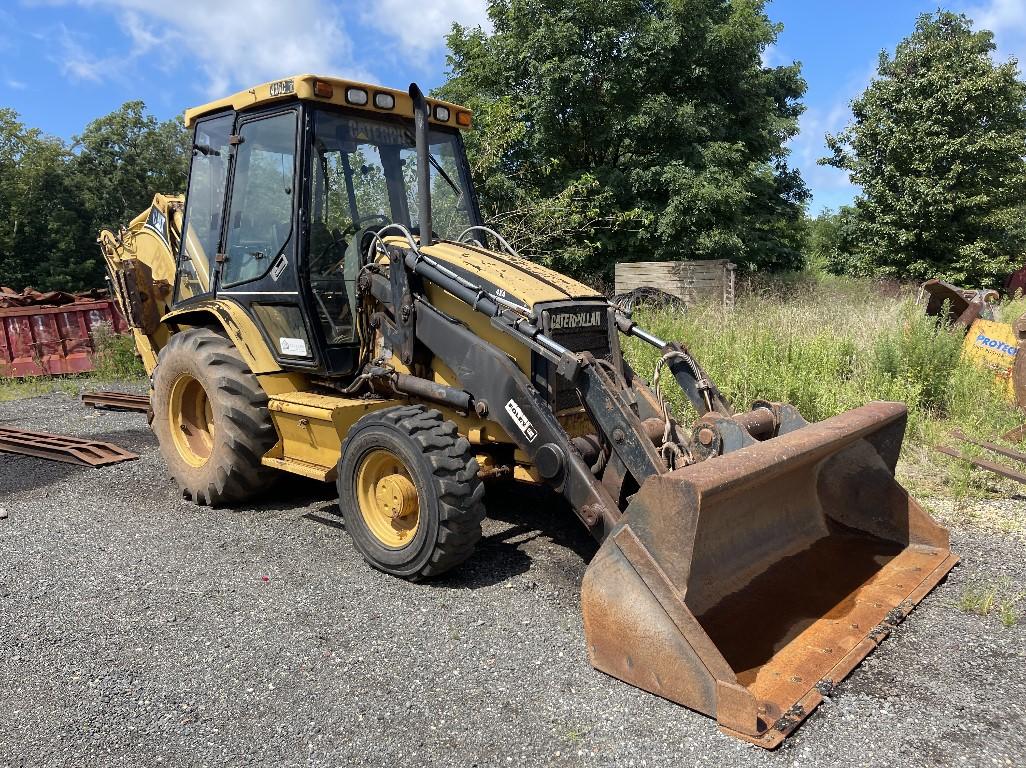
[614,260,737,310]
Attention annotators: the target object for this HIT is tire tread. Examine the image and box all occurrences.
[338,405,485,580]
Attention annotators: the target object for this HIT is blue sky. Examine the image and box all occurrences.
[2,0,1025,214]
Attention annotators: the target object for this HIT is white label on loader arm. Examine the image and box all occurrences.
[505,399,538,443]
[279,337,307,357]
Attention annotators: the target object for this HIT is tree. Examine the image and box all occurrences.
[805,206,862,275]
[0,109,92,290]
[437,0,809,279]
[823,11,1026,286]
[73,101,190,250]
[0,102,188,291]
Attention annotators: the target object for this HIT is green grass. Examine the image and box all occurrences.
[959,579,1023,627]
[623,273,1023,494]
[995,294,1026,324]
[960,581,998,616]
[0,376,83,402]
[90,323,146,380]
[999,598,1021,628]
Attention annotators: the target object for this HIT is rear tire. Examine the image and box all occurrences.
[337,405,485,579]
[151,328,277,505]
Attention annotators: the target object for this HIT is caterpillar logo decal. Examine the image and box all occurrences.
[974,333,1018,357]
[144,206,169,249]
[550,310,603,330]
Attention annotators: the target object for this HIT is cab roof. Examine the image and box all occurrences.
[183,74,472,130]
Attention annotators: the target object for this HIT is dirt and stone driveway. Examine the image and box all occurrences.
[1,389,1024,767]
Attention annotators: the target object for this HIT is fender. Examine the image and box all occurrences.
[161,299,282,374]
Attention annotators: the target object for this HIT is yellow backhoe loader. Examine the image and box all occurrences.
[99,75,957,748]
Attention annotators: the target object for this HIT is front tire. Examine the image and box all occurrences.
[337,405,485,579]
[151,328,277,505]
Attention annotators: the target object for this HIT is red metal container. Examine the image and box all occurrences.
[0,299,129,377]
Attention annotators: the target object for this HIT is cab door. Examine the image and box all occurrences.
[174,112,233,304]
[215,108,318,368]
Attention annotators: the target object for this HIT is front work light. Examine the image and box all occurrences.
[346,87,369,105]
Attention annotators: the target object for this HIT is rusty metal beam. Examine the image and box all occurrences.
[951,430,1026,465]
[935,444,1026,485]
[0,426,137,467]
[81,390,150,413]
[1001,424,1026,444]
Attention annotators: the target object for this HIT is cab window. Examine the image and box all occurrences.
[306,110,476,347]
[175,113,233,302]
[221,111,297,287]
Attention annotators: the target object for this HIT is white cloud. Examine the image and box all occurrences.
[53,23,108,82]
[50,0,369,96]
[359,0,489,54]
[45,0,490,95]
[789,61,878,213]
[964,0,1026,65]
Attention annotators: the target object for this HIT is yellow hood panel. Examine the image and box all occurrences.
[419,240,602,308]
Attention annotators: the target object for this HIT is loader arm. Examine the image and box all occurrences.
[367,227,957,747]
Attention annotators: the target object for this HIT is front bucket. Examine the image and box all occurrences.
[581,402,957,748]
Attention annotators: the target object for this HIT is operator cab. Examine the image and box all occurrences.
[172,75,481,376]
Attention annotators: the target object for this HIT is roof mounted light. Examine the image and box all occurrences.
[313,80,334,98]
[374,92,395,110]
[433,105,450,122]
[345,87,368,106]
[456,110,472,127]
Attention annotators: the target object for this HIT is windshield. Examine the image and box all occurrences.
[309,108,476,245]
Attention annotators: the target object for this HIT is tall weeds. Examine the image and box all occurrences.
[90,323,145,380]
[624,275,1021,451]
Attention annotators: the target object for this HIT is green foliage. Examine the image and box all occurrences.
[960,579,1023,627]
[437,0,809,280]
[0,109,93,290]
[73,101,189,284]
[804,206,863,275]
[0,376,82,403]
[0,101,188,292]
[872,303,964,410]
[90,323,146,380]
[623,275,1022,452]
[822,11,1026,286]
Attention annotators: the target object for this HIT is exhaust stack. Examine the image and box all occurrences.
[409,83,433,245]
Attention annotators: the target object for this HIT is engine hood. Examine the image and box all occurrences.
[416,239,604,310]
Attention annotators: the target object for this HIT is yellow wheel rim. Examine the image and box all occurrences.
[355,449,420,548]
[167,373,214,467]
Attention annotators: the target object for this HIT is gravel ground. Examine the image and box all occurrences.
[1,388,1025,768]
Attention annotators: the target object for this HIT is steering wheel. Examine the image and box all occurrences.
[332,215,391,272]
[344,213,390,239]
[313,215,391,275]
